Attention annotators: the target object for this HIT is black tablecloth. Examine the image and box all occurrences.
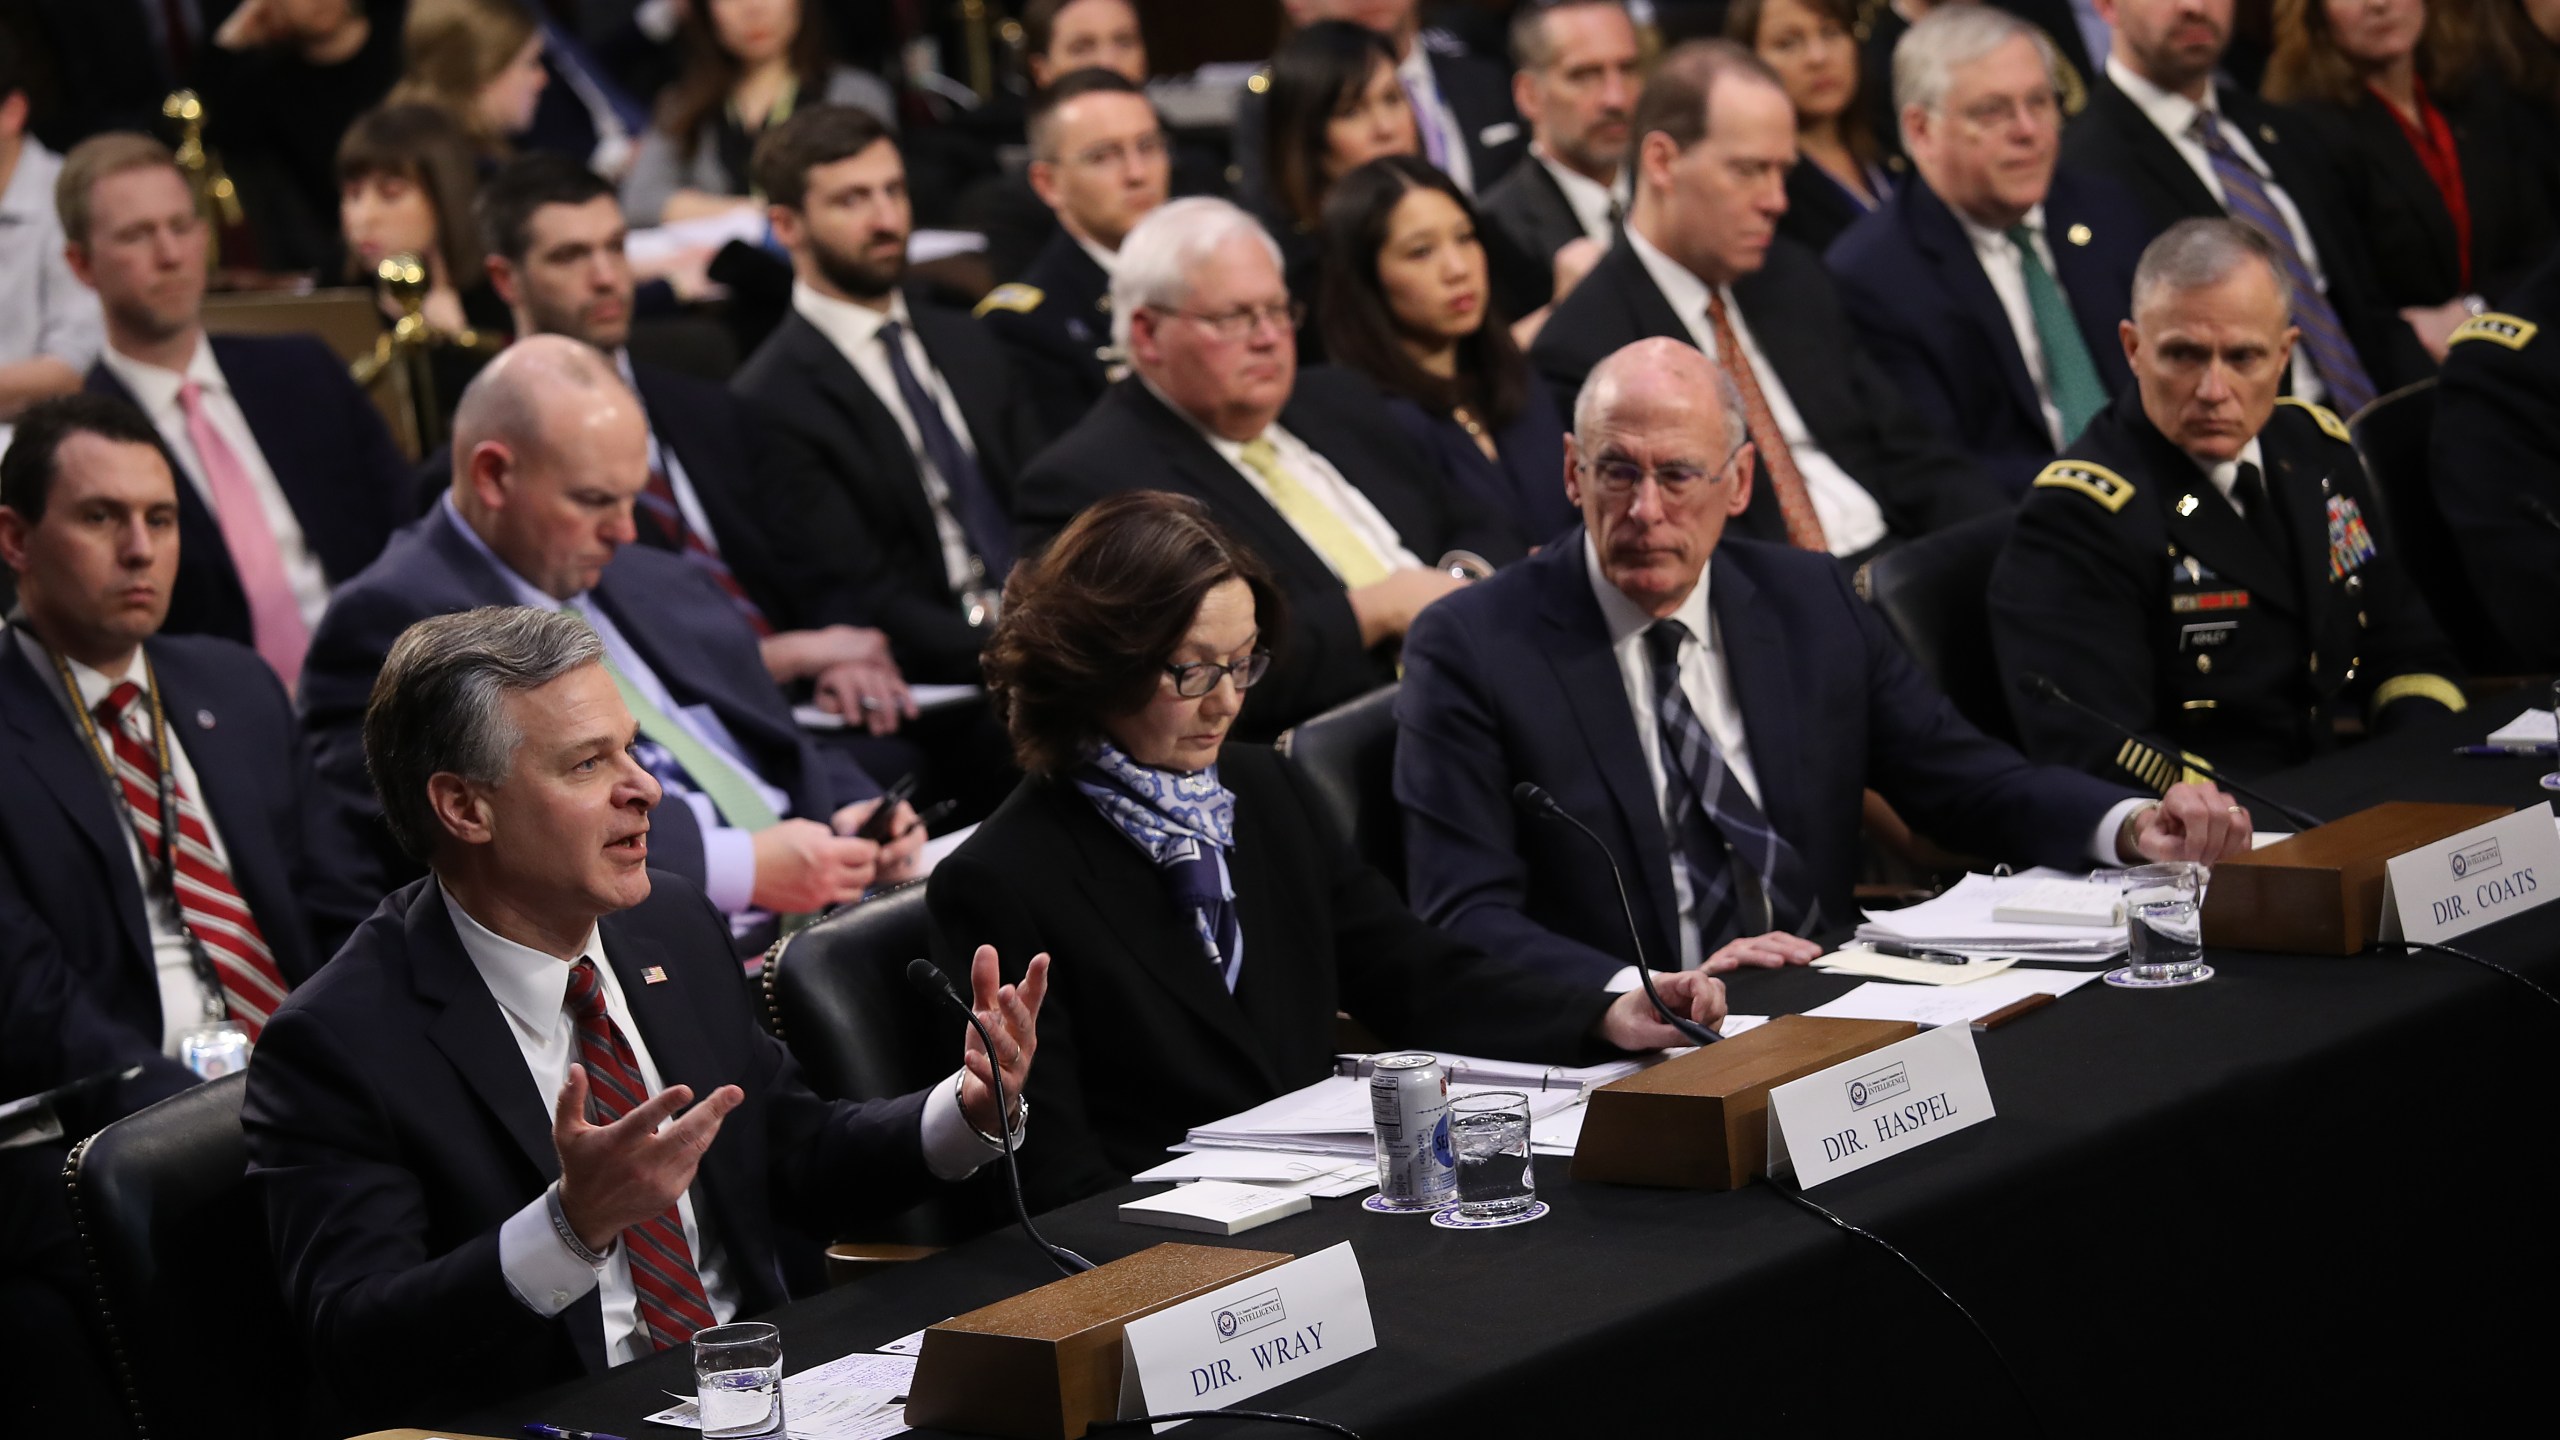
[454,695,2560,1437]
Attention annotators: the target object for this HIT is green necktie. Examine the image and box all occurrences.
[2007,223,2110,446]
[586,636,782,833]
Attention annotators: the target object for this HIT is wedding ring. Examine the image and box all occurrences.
[2225,805,2246,816]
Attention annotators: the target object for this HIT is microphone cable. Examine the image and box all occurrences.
[1094,1411,1363,1437]
[2373,938,2560,1013]
[1771,1177,2045,1436]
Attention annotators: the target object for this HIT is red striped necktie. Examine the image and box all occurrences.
[96,682,290,1038]
[564,958,718,1350]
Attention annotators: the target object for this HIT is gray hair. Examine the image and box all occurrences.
[1109,196,1287,353]
[2131,217,2295,318]
[1892,4,2058,123]
[363,606,605,863]
[1572,344,1752,468]
[1510,0,1633,71]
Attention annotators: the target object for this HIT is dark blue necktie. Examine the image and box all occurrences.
[1645,620,1814,948]
[877,319,1017,579]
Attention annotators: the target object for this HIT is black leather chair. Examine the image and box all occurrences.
[1858,510,2017,743]
[64,1071,305,1440]
[1275,682,1404,893]
[2351,379,2515,674]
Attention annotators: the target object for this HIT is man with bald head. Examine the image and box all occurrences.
[303,338,918,951]
[1396,337,2251,989]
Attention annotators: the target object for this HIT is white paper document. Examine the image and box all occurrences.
[1804,969,2100,1028]
[792,685,982,732]
[1857,871,2131,960]
[2487,708,2558,746]
[1813,951,2019,986]
[1332,1050,1655,1092]
[1183,1075,1578,1157]
[644,1350,918,1438]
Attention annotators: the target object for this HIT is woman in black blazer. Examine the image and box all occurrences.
[1731,0,1898,257]
[926,492,1724,1210]
[1316,157,1578,551]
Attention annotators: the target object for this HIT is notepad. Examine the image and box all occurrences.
[1991,878,2127,927]
[1119,1180,1311,1235]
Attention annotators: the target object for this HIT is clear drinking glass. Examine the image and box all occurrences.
[2540,679,2559,793]
[2123,862,2208,985]
[694,1321,784,1439]
[1449,1090,1537,1220]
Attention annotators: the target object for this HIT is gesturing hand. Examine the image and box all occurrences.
[553,1064,744,1255]
[955,944,1051,1138]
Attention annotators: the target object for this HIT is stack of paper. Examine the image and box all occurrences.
[1132,1150,1377,1198]
[645,1350,917,1439]
[1856,871,2130,962]
[2487,708,2557,747]
[1332,1050,1655,1093]
[1183,1076,1579,1158]
[1805,968,2101,1028]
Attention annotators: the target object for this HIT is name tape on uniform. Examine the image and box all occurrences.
[1766,1023,1995,1188]
[1119,1241,1376,1428]
[2382,802,2559,945]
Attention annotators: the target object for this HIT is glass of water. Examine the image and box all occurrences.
[2122,861,2209,986]
[1449,1090,1537,1220]
[694,1321,784,1439]
[2541,679,2559,793]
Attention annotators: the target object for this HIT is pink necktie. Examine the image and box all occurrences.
[177,381,309,690]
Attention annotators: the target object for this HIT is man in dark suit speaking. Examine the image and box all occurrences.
[246,605,1049,1431]
[1396,339,2253,989]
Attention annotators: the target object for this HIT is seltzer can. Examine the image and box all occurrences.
[1368,1052,1456,1209]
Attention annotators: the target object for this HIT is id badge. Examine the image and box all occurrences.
[179,1021,252,1079]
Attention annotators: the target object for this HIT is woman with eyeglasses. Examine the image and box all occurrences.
[927,490,1721,1209]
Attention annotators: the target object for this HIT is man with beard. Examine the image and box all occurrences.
[731,107,1043,687]
[1478,1,1642,287]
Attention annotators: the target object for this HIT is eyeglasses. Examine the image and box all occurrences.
[1165,651,1272,698]
[1582,457,1718,496]
[1953,89,2061,133]
[1173,301,1304,343]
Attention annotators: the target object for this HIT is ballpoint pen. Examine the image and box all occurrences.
[523,1424,628,1440]
[1857,939,1972,965]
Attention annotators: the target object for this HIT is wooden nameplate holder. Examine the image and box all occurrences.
[904,1241,1290,1440]
[2201,801,2510,954]
[1572,1015,1917,1190]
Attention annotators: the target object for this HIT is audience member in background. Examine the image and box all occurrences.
[65,133,410,688]
[1018,198,1524,736]
[1732,0,1900,254]
[2062,0,2428,410]
[1990,220,2463,784]
[249,605,1034,1431]
[1026,0,1150,88]
[199,0,402,273]
[1533,41,2002,564]
[1320,156,1578,549]
[19,0,213,147]
[2485,0,2560,154]
[734,106,1040,687]
[302,338,920,944]
[622,0,896,225]
[1398,339,2250,990]
[2432,250,2560,670]
[2261,0,2556,360]
[474,155,917,739]
[965,0,1171,283]
[1253,20,1424,315]
[930,489,1721,1209]
[0,37,102,417]
[1245,0,1529,200]
[977,69,1172,447]
[1829,5,2152,493]
[340,103,514,425]
[390,0,552,161]
[1478,0,1641,307]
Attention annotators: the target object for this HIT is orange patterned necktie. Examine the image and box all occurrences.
[1703,291,1828,552]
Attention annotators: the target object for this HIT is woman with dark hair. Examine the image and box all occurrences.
[1318,157,1576,549]
[2265,0,2556,357]
[926,490,1721,1209]
[338,103,510,419]
[621,0,895,224]
[1730,0,1896,255]
[1252,20,1420,316]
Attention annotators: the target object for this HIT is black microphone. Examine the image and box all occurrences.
[2517,492,2560,538]
[2015,672,2326,830]
[903,957,1092,1277]
[1511,782,1722,1047]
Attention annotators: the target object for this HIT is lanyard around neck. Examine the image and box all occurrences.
[48,644,181,898]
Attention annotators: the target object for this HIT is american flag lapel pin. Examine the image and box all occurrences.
[641,966,668,984]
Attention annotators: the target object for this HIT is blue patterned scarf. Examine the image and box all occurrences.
[1074,742,1244,990]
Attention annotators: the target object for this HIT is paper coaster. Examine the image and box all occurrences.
[2102,963,2215,989]
[2540,773,2560,792]
[1362,1193,1451,1215]
[1430,1200,1549,1231]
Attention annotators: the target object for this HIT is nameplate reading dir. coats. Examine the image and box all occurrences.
[1765,1023,1995,1188]
[1118,1241,1377,1428]
[2382,803,2560,945]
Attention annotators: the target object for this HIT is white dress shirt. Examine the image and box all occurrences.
[0,138,104,373]
[1954,204,2069,448]
[1396,45,1475,195]
[1532,144,1625,247]
[443,495,788,915]
[1071,230,1120,279]
[614,348,720,552]
[791,281,989,598]
[2104,56,2329,403]
[1623,227,1890,556]
[2200,437,2269,518]
[99,339,333,628]
[12,628,234,1054]
[1142,378,1425,578]
[465,885,1011,1364]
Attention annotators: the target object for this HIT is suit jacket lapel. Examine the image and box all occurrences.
[2358,104,2460,283]
[1707,562,1809,868]
[2136,405,2297,614]
[911,302,1011,494]
[1126,387,1341,591]
[590,568,796,766]
[1534,552,1681,961]
[2271,427,2343,626]
[2103,86,2222,216]
[1606,242,1695,347]
[791,318,944,556]
[1911,181,2048,439]
[413,884,557,1183]
[0,641,155,981]
[150,647,298,972]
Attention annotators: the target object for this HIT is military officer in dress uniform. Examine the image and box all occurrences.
[1991,218,2463,785]
[2433,251,2560,672]
[976,69,1170,447]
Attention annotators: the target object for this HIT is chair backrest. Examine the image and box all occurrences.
[2350,379,2515,673]
[1275,682,1404,891]
[1859,510,2018,743]
[202,287,423,460]
[65,1071,304,1440]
